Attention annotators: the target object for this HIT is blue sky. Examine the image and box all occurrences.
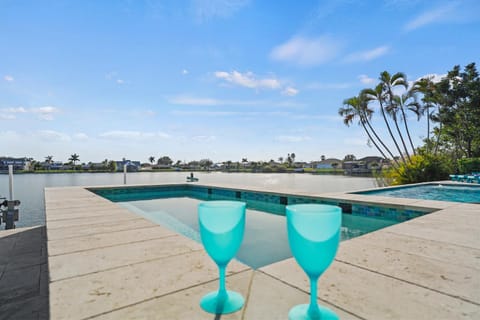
[1,0,479,163]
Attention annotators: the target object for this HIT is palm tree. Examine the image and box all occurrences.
[414,77,438,152]
[379,71,412,162]
[393,85,420,156]
[339,95,397,165]
[363,82,407,164]
[149,156,155,164]
[69,153,80,170]
[290,153,296,165]
[45,155,53,171]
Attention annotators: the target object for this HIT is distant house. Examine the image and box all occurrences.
[343,156,385,174]
[313,158,342,169]
[0,157,31,171]
[115,160,141,172]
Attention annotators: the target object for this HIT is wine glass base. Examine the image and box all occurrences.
[288,304,339,320]
[200,290,244,314]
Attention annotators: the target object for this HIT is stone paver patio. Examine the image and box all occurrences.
[1,183,479,319]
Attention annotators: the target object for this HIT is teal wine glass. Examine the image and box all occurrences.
[198,201,246,314]
[286,204,342,320]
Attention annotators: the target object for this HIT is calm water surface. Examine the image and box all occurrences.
[0,172,377,228]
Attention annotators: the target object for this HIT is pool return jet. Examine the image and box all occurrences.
[1,165,20,229]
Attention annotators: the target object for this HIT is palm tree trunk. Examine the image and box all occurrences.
[392,112,412,161]
[364,116,400,167]
[360,118,388,160]
[400,106,416,156]
[426,107,431,153]
[379,100,407,163]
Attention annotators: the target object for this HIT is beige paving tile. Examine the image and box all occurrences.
[336,238,480,304]
[48,225,176,256]
[349,230,480,269]
[49,234,203,281]
[245,271,362,320]
[261,259,480,320]
[49,250,249,319]
[46,211,140,229]
[46,206,133,221]
[95,270,254,320]
[46,217,156,240]
[387,214,480,249]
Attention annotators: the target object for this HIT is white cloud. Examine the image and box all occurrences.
[192,0,249,22]
[171,110,292,117]
[169,96,222,106]
[0,114,16,120]
[31,106,60,120]
[358,74,376,85]
[1,107,27,113]
[344,46,390,63]
[168,95,304,108]
[215,71,281,90]
[270,35,342,66]
[99,130,171,140]
[38,130,71,142]
[182,69,189,75]
[4,75,14,82]
[275,135,312,143]
[416,73,446,83]
[281,87,299,96]
[404,3,456,31]
[106,71,127,85]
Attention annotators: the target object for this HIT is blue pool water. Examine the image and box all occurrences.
[355,183,480,203]
[91,185,406,268]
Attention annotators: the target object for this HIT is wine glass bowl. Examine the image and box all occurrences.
[286,204,342,320]
[198,201,246,314]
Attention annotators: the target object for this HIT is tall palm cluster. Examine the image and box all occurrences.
[339,71,424,167]
[340,63,480,177]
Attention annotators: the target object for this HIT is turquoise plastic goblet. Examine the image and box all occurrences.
[198,201,246,314]
[286,204,342,320]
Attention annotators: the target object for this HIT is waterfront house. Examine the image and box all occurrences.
[313,158,343,169]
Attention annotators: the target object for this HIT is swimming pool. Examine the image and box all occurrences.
[91,185,427,268]
[354,183,480,203]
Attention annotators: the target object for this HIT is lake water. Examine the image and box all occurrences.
[0,172,377,228]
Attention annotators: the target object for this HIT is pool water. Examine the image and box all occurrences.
[355,183,480,203]
[116,195,396,269]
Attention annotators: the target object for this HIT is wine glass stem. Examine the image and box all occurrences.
[308,276,321,319]
[218,265,227,299]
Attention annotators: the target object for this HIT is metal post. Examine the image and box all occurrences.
[8,165,13,200]
[123,164,127,185]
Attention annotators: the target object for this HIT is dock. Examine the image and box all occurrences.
[1,183,479,319]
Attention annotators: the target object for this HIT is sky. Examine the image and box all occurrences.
[1,0,479,164]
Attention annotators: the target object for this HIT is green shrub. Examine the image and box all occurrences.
[458,158,480,174]
[384,153,453,185]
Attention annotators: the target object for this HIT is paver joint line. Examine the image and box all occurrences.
[79,269,252,320]
[335,258,480,306]
[256,270,368,320]
[240,269,256,320]
[46,224,160,241]
[48,248,204,283]
[387,230,480,252]
[48,233,179,257]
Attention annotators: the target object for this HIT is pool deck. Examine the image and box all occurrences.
[1,182,479,319]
